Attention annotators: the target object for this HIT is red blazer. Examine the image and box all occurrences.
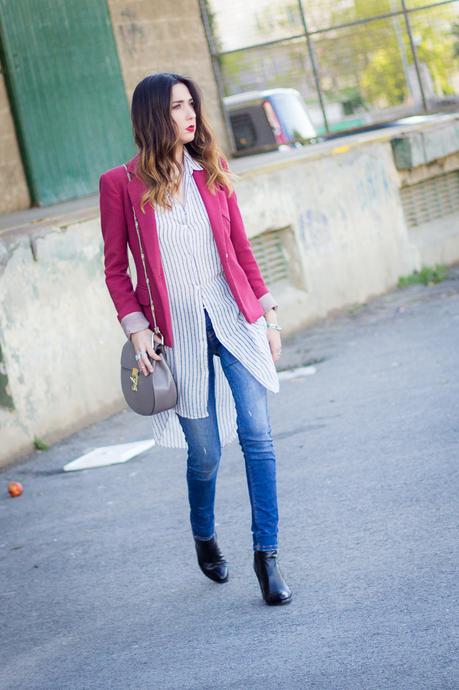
[99,152,277,348]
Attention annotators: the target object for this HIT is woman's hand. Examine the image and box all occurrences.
[267,328,282,363]
[130,328,163,376]
[265,308,282,363]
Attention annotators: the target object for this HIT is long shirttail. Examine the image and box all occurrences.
[149,147,279,449]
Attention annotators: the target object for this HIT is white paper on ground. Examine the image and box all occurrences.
[278,365,317,381]
[63,440,156,472]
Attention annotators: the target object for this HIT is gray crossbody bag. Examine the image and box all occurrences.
[120,164,178,415]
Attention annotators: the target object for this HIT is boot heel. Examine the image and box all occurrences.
[194,535,229,584]
[253,550,292,605]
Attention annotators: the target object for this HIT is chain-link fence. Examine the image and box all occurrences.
[201,0,459,137]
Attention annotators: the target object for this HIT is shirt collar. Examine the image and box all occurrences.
[183,147,203,172]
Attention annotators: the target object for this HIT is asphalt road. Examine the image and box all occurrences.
[1,270,458,690]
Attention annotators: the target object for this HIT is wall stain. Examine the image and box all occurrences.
[298,208,333,252]
[0,344,14,410]
[118,10,145,57]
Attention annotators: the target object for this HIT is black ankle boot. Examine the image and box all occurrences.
[194,535,229,583]
[253,550,292,605]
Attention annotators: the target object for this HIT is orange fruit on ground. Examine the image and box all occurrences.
[7,481,23,497]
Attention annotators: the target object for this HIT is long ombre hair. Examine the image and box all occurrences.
[130,72,236,212]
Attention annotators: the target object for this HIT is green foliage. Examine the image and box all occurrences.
[217,2,458,114]
[202,0,221,52]
[361,46,407,107]
[333,1,457,107]
[397,264,449,288]
[33,436,49,451]
[453,22,459,59]
[341,88,366,115]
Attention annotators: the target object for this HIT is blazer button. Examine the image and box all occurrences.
[225,252,229,258]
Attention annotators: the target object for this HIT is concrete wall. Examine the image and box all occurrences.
[0,217,126,464]
[234,140,414,330]
[1,117,459,467]
[0,72,30,213]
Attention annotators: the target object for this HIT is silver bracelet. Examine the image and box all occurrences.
[266,322,282,331]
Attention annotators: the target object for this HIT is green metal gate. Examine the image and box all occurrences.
[0,0,134,205]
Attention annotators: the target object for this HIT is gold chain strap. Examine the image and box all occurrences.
[123,164,164,345]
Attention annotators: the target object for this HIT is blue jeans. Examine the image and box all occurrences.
[177,308,279,551]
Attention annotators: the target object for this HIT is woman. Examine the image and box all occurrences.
[99,72,292,606]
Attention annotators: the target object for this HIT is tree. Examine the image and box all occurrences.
[314,0,458,108]
[211,0,459,112]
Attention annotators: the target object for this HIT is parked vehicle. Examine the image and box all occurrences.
[223,88,317,156]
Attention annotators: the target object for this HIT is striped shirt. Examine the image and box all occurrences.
[149,147,279,448]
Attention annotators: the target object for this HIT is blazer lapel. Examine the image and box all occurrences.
[192,170,228,260]
[125,155,227,276]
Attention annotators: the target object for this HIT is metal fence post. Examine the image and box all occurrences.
[401,0,428,112]
[297,0,330,134]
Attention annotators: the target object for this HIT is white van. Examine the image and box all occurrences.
[223,87,317,156]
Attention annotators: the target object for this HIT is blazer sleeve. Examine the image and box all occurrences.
[220,157,278,312]
[99,171,149,338]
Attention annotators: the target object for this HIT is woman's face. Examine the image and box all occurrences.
[170,82,196,145]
